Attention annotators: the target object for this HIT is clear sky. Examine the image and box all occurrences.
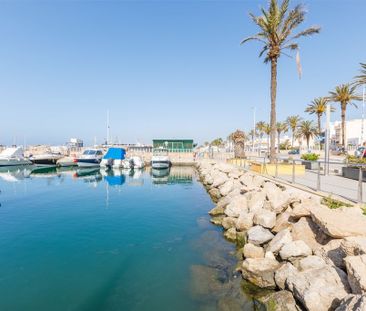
[1,0,365,146]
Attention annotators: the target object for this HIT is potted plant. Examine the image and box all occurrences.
[301,153,320,170]
[342,156,366,181]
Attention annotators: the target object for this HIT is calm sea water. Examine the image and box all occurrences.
[0,166,253,311]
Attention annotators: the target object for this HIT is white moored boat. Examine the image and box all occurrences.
[151,147,170,169]
[76,149,104,167]
[100,148,126,169]
[0,147,32,166]
[131,156,144,169]
[29,152,63,167]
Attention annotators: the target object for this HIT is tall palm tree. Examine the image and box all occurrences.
[305,97,334,134]
[276,122,288,151]
[241,0,320,162]
[298,120,318,150]
[328,84,361,148]
[354,63,366,86]
[286,115,302,147]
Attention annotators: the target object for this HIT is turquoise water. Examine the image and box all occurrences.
[0,166,253,311]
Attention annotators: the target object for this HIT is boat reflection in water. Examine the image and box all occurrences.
[101,169,126,187]
[73,167,102,186]
[0,165,32,182]
[151,166,194,185]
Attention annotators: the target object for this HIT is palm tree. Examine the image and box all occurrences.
[354,63,366,86]
[241,0,320,162]
[328,84,362,148]
[211,138,223,147]
[276,122,288,151]
[230,130,246,158]
[256,121,266,153]
[298,120,318,150]
[286,115,302,147]
[305,97,334,134]
[263,123,271,154]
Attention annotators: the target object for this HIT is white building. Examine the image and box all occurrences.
[329,118,364,147]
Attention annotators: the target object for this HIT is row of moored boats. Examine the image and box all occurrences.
[0,146,171,170]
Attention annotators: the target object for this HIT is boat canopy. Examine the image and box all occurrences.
[103,148,126,160]
[0,147,24,158]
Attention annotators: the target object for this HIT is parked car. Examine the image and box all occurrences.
[288,149,300,155]
[354,146,366,158]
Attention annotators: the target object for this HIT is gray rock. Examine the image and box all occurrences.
[252,175,266,187]
[222,217,237,230]
[310,206,366,238]
[287,265,350,311]
[247,225,274,245]
[272,207,293,233]
[335,294,366,311]
[239,173,253,187]
[224,227,237,242]
[211,171,229,188]
[208,188,221,202]
[257,290,299,311]
[344,255,366,294]
[275,262,298,290]
[314,239,346,269]
[247,191,266,213]
[279,240,312,261]
[267,228,293,254]
[264,251,276,260]
[341,236,366,256]
[298,255,326,271]
[209,205,225,216]
[243,243,264,259]
[253,210,276,229]
[235,212,254,231]
[224,195,248,218]
[241,257,281,288]
[219,179,235,197]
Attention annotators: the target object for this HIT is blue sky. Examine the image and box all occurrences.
[1,0,365,146]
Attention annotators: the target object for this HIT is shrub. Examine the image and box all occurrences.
[301,153,319,161]
[347,155,366,164]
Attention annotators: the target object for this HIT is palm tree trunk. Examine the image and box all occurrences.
[267,136,270,155]
[270,58,277,163]
[277,132,280,152]
[307,136,310,150]
[341,103,346,148]
[292,132,294,148]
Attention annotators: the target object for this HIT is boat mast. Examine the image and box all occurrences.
[107,109,110,145]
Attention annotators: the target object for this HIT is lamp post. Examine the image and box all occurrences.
[362,85,365,144]
[252,107,256,155]
[324,103,331,175]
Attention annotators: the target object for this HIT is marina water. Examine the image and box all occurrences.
[0,166,253,311]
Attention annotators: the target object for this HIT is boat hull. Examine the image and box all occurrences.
[151,162,170,169]
[76,159,101,167]
[30,159,59,166]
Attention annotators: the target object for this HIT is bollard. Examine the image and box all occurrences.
[317,161,321,191]
[358,166,363,204]
[292,159,295,183]
[275,157,278,178]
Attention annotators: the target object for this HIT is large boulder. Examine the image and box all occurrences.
[219,179,235,197]
[286,265,350,311]
[257,290,299,311]
[267,228,293,254]
[239,173,253,187]
[211,171,229,188]
[253,210,276,229]
[235,212,254,231]
[275,262,298,290]
[215,162,234,174]
[314,239,346,269]
[279,240,312,261]
[291,217,330,252]
[247,191,266,213]
[241,257,281,288]
[243,243,264,259]
[252,175,266,188]
[310,206,366,238]
[335,294,366,311]
[341,236,366,256]
[224,195,248,218]
[247,225,274,245]
[344,255,366,294]
[272,207,293,233]
[208,188,221,202]
[209,205,225,216]
[224,228,237,242]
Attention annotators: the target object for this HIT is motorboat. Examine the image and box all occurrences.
[151,147,171,169]
[57,156,77,167]
[121,158,133,169]
[0,147,32,166]
[29,152,63,166]
[131,156,144,169]
[100,148,126,169]
[76,149,104,167]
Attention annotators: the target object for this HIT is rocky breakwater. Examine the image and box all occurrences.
[197,160,366,311]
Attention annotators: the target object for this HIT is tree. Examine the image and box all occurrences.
[276,122,288,151]
[210,138,223,147]
[230,130,246,158]
[286,115,302,147]
[241,0,320,162]
[354,63,366,86]
[256,121,267,154]
[298,120,318,150]
[328,84,361,148]
[249,129,258,152]
[305,97,334,134]
[263,123,271,153]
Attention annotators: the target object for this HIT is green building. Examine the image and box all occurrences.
[152,139,194,152]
